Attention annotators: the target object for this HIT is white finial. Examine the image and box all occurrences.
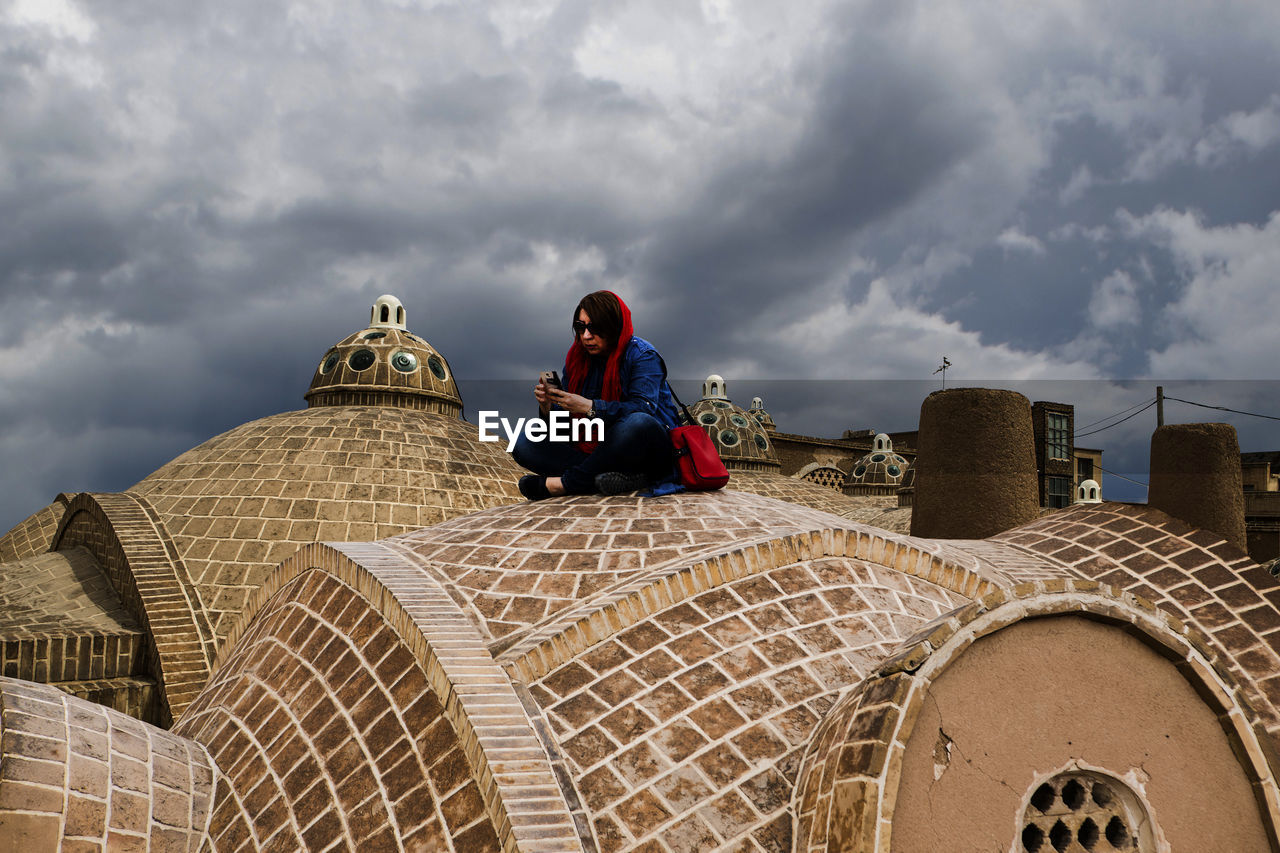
[874,433,891,452]
[371,294,407,330]
[1075,479,1102,504]
[751,396,764,410]
[703,374,727,400]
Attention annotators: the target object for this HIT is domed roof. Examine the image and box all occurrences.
[848,432,910,485]
[1076,478,1102,503]
[687,375,780,471]
[305,294,462,414]
[747,395,776,430]
[130,399,524,647]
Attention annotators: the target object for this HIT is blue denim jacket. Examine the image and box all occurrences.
[566,336,683,430]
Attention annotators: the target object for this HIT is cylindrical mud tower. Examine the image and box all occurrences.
[1148,422,1247,553]
[911,388,1040,539]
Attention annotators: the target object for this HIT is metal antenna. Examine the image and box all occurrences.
[933,356,951,389]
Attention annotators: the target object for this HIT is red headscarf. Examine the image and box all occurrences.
[563,291,633,451]
[563,290,633,402]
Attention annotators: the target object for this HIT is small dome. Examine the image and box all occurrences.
[687,384,779,472]
[702,374,728,401]
[370,294,407,329]
[747,396,776,431]
[306,296,462,414]
[848,435,910,486]
[1075,478,1102,504]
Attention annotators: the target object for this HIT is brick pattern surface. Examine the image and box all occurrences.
[131,406,525,650]
[52,493,212,726]
[0,676,215,851]
[0,541,157,719]
[304,325,462,413]
[0,497,68,563]
[988,502,1280,734]
[391,491,854,649]
[177,542,582,853]
[177,569,484,851]
[728,473,899,528]
[526,555,965,853]
[793,582,1280,853]
[0,548,140,648]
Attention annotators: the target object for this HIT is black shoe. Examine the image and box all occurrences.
[518,475,553,501]
[595,471,648,496]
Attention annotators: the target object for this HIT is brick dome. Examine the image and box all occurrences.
[305,294,463,414]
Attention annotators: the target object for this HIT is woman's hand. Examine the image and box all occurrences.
[545,388,594,415]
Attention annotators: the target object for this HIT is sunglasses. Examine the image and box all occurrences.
[572,320,605,336]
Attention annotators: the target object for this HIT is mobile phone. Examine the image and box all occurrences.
[541,370,562,390]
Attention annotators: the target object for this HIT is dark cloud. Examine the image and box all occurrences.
[2,0,1278,532]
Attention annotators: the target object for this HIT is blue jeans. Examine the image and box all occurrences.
[512,412,672,494]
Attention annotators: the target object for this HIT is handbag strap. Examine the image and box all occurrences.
[655,355,695,426]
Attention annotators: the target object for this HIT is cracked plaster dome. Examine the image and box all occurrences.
[305,293,462,415]
[688,374,780,471]
[848,433,910,485]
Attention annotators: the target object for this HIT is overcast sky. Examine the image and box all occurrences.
[3,0,1279,531]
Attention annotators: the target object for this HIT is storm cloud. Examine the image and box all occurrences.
[2,0,1278,528]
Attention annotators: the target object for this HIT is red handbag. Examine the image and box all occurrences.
[670,424,730,490]
[659,358,729,491]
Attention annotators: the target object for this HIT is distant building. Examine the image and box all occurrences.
[1242,450,1280,562]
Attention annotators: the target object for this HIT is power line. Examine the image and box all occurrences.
[1075,399,1157,439]
[1075,396,1156,432]
[1163,394,1280,422]
[1098,465,1149,490]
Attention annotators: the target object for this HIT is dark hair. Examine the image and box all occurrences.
[573,291,623,347]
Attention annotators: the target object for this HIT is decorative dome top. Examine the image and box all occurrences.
[747,395,776,431]
[1075,478,1102,504]
[305,296,462,414]
[848,434,910,486]
[370,294,407,329]
[688,380,779,472]
[702,374,728,401]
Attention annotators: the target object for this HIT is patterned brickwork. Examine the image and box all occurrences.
[0,548,140,648]
[177,569,482,850]
[793,583,1280,853]
[858,508,910,535]
[131,406,525,650]
[0,676,215,851]
[728,473,898,527]
[0,543,155,718]
[0,496,68,563]
[798,466,846,491]
[304,324,463,413]
[390,490,855,649]
[988,502,1280,735]
[52,493,212,726]
[526,556,966,853]
[182,542,582,853]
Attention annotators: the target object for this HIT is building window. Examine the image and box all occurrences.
[1077,457,1094,483]
[1048,476,1071,508]
[1020,771,1153,852]
[1047,413,1070,460]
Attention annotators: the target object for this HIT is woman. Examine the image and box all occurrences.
[513,290,681,499]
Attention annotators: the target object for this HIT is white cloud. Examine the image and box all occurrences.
[995,227,1046,256]
[763,279,1099,381]
[1122,208,1280,378]
[1195,94,1280,166]
[1088,270,1140,328]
